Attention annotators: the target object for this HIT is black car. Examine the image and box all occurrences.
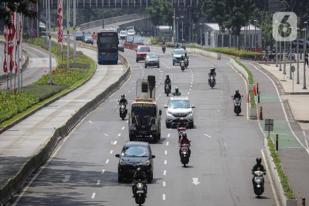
[115,141,155,183]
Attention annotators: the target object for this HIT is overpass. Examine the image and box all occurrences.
[43,0,199,9]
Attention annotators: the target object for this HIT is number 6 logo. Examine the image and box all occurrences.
[273,12,297,42]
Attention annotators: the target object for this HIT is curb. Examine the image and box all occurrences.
[0,54,130,205]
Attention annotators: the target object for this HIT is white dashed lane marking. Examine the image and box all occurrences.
[110,150,113,154]
[121,126,125,130]
[162,194,166,200]
[166,141,169,146]
[163,170,167,175]
[105,159,110,164]
[164,150,168,155]
[162,181,166,187]
[102,169,105,174]
[167,133,170,138]
[96,180,101,185]
[164,160,167,165]
[91,192,96,199]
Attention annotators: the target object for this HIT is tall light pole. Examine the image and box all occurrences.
[303,21,308,89]
[254,19,257,52]
[297,28,300,84]
[48,0,53,84]
[172,8,176,45]
[66,0,70,69]
[73,0,76,63]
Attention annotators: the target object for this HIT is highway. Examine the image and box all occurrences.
[12,46,276,206]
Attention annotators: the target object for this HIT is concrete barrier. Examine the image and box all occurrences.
[187,48,219,59]
[263,139,297,206]
[0,54,131,205]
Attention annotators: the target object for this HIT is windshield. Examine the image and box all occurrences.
[147,53,157,59]
[122,145,149,157]
[132,104,156,117]
[138,47,150,52]
[168,100,190,109]
[174,49,185,55]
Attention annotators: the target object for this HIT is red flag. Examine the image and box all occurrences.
[57,0,63,43]
[8,13,16,72]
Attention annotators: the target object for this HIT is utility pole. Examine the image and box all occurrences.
[67,0,70,69]
[48,0,53,84]
[73,0,76,63]
[303,21,308,89]
[297,28,300,84]
[172,8,176,45]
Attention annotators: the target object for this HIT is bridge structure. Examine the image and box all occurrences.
[42,0,199,9]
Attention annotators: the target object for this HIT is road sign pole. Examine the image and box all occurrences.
[276,134,279,151]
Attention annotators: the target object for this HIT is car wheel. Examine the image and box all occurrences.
[157,64,160,68]
[145,64,147,68]
[173,62,175,66]
[165,122,170,128]
[136,59,138,63]
[118,173,124,183]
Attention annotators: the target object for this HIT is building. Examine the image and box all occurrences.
[202,23,262,49]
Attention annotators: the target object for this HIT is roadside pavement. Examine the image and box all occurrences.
[0,45,127,203]
[244,61,309,203]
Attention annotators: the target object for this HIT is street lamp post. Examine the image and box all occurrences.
[303,21,308,89]
[73,0,76,63]
[48,0,52,84]
[297,28,300,84]
[172,8,176,45]
[254,19,257,52]
[181,16,184,42]
[279,41,282,71]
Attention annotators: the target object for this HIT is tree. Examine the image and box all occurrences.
[146,0,173,26]
[0,0,37,26]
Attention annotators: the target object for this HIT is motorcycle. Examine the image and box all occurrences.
[119,104,127,120]
[179,143,190,167]
[133,181,147,206]
[180,60,186,72]
[253,170,265,197]
[233,98,242,116]
[164,83,171,96]
[208,75,216,89]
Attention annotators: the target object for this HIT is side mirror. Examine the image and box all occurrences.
[115,154,120,158]
[164,105,168,108]
[191,105,195,108]
[152,155,156,159]
[159,110,162,115]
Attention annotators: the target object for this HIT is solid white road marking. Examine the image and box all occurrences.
[96,180,101,185]
[203,133,212,138]
[166,141,169,146]
[192,178,200,185]
[91,192,96,199]
[163,170,167,176]
[121,126,125,130]
[110,150,113,154]
[303,131,309,148]
[105,159,110,164]
[164,160,167,165]
[164,150,168,155]
[102,169,105,174]
[162,194,166,200]
[162,181,166,187]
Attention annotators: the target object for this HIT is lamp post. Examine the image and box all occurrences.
[297,28,300,84]
[303,21,308,89]
[254,19,257,52]
[48,0,52,84]
[180,16,184,42]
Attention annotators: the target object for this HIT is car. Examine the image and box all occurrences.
[127,35,134,43]
[165,96,195,128]
[115,141,155,183]
[145,53,159,68]
[136,45,150,62]
[119,30,127,40]
[127,29,136,36]
[118,39,125,52]
[172,48,187,65]
[83,33,94,44]
[75,31,84,41]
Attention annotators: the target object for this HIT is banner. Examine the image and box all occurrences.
[57,0,64,43]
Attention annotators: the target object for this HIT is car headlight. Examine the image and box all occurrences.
[187,111,193,116]
[119,159,126,165]
[144,160,151,166]
[166,111,174,117]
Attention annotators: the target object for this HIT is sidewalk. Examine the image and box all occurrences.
[244,61,309,203]
[0,46,127,203]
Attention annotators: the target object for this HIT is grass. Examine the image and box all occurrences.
[149,36,161,45]
[267,137,295,199]
[0,37,96,128]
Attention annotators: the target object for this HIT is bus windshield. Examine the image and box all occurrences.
[97,32,118,52]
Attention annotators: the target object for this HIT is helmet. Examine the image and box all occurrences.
[121,94,125,98]
[256,157,262,164]
[166,75,170,78]
[235,90,240,94]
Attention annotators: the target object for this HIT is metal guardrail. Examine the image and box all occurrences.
[79,14,143,31]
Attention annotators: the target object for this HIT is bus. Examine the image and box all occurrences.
[97,31,119,64]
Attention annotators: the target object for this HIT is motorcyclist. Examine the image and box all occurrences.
[162,41,166,53]
[184,53,189,67]
[179,132,191,157]
[119,94,128,106]
[132,167,148,196]
[251,157,266,186]
[172,87,181,96]
[164,75,171,86]
[233,90,242,100]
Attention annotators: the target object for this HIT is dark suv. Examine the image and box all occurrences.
[115,141,155,183]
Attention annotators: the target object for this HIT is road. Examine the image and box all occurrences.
[12,46,276,206]
[0,42,55,88]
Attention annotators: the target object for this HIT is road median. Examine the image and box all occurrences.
[0,44,131,205]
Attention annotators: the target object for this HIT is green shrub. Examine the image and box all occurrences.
[149,36,161,45]
[267,137,295,199]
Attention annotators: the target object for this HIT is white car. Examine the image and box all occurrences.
[119,30,127,39]
[165,97,195,128]
[127,29,136,36]
[172,48,187,65]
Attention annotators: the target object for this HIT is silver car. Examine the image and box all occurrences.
[145,53,160,68]
[165,97,195,128]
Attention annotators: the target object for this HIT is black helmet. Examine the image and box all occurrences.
[166,75,170,78]
[121,94,125,98]
[235,90,240,94]
[256,157,262,164]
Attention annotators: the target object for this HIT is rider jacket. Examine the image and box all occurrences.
[133,170,147,183]
[251,163,266,174]
[164,78,171,85]
[233,93,241,100]
[119,98,128,105]
[179,136,191,146]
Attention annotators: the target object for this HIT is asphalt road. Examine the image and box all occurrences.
[12,46,276,206]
